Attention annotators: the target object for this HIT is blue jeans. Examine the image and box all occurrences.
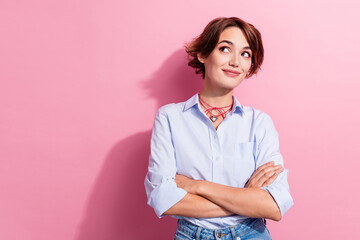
[174,218,271,240]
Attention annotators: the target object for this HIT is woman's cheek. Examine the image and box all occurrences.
[242,59,252,71]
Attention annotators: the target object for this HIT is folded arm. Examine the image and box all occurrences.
[175,176,281,221]
[164,162,283,220]
[163,192,233,218]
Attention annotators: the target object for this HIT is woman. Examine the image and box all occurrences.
[144,17,293,240]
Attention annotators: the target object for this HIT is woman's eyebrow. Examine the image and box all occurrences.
[217,40,251,50]
[218,40,234,45]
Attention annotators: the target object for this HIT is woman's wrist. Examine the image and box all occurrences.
[194,180,205,195]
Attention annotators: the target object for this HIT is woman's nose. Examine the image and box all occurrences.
[229,54,239,67]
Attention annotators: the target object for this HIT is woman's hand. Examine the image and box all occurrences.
[175,174,200,194]
[245,162,284,188]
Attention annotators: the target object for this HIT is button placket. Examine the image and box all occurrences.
[211,129,220,182]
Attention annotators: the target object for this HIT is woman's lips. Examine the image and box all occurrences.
[222,69,240,77]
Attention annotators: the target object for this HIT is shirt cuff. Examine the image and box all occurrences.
[261,170,294,218]
[147,176,187,218]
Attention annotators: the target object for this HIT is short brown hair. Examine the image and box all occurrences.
[185,17,264,79]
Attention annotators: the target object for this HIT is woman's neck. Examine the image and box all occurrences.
[199,87,234,107]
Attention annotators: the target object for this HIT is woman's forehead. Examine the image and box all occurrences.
[218,27,249,47]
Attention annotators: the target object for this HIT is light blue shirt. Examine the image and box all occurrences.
[144,93,294,229]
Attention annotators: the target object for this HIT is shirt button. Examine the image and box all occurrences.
[216,157,220,161]
[236,237,241,240]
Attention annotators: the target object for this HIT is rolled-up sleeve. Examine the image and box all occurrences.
[144,107,187,218]
[255,112,294,218]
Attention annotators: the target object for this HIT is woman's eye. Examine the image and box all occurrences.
[220,47,230,53]
[242,52,251,58]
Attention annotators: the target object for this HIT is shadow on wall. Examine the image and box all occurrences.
[75,49,203,240]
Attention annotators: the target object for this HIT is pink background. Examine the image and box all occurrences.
[1,0,360,239]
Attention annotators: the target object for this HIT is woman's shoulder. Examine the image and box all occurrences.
[232,95,272,121]
[155,100,187,116]
[241,105,273,121]
[156,94,197,115]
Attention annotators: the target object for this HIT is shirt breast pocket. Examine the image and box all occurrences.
[233,142,256,187]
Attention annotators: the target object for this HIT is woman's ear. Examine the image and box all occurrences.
[197,53,205,63]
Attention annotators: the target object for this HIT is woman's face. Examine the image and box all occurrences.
[198,26,252,91]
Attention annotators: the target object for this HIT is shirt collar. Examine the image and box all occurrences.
[183,93,244,115]
[232,96,244,115]
[183,93,199,111]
